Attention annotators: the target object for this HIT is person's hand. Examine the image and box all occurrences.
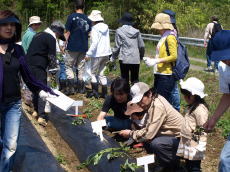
[203,116,218,132]
[143,57,158,67]
[119,129,131,138]
[110,56,115,62]
[204,42,207,48]
[39,90,57,101]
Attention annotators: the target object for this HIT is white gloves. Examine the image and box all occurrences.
[39,90,56,101]
[143,57,159,67]
[109,56,115,62]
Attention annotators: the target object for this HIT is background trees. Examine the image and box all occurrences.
[0,0,229,37]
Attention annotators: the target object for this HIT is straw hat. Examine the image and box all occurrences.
[151,13,174,30]
[88,10,104,22]
[28,16,42,26]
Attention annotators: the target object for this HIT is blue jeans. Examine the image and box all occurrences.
[170,83,180,112]
[59,61,67,80]
[219,135,230,172]
[206,54,219,69]
[105,116,131,130]
[153,74,178,110]
[0,100,21,172]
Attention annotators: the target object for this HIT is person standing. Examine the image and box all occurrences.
[162,9,180,112]
[85,10,112,98]
[112,12,145,85]
[21,16,42,116]
[0,10,55,172]
[143,13,178,110]
[204,30,230,172]
[204,16,222,72]
[21,16,42,54]
[65,0,92,94]
[26,21,66,126]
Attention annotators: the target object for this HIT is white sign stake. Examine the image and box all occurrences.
[72,101,83,115]
[91,120,106,141]
[137,155,155,172]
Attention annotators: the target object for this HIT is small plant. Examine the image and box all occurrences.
[72,117,85,125]
[120,159,141,172]
[76,144,130,170]
[192,126,205,142]
[56,154,67,165]
[217,119,230,138]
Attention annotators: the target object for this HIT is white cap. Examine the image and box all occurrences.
[180,77,208,98]
[88,10,104,22]
[130,82,150,103]
[28,16,42,26]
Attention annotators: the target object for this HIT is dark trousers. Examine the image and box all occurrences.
[119,60,139,84]
[30,67,47,117]
[144,136,180,169]
[153,74,178,109]
[185,160,201,172]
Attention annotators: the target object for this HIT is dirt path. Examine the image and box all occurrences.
[22,103,89,172]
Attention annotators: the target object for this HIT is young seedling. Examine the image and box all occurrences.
[76,144,131,170]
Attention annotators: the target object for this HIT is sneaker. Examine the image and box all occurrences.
[37,117,48,127]
[204,66,213,72]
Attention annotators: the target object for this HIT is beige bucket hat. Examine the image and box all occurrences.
[28,16,42,26]
[88,10,104,22]
[151,13,174,30]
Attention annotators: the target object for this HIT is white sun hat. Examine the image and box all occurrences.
[88,10,104,22]
[130,82,150,104]
[28,16,42,26]
[180,77,208,98]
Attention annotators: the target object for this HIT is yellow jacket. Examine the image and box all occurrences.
[156,35,178,74]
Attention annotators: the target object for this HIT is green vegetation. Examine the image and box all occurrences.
[120,160,141,172]
[56,154,67,165]
[1,0,229,37]
[72,117,85,126]
[76,143,138,171]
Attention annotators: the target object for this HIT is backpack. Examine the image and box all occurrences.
[165,37,190,80]
[211,22,222,38]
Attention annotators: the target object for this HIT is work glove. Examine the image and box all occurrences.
[143,57,158,67]
[109,55,115,62]
[39,90,57,101]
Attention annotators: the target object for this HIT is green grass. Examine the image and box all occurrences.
[190,60,206,68]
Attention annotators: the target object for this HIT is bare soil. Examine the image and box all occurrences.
[22,90,226,172]
[22,103,89,172]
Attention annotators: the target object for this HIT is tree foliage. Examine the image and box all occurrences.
[0,0,229,37]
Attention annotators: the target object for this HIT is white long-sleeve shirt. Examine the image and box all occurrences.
[86,23,112,58]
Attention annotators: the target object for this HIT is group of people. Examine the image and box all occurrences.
[0,0,229,171]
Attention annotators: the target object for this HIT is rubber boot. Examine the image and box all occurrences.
[101,85,107,98]
[59,79,67,94]
[79,80,86,94]
[87,83,99,98]
[66,79,75,95]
